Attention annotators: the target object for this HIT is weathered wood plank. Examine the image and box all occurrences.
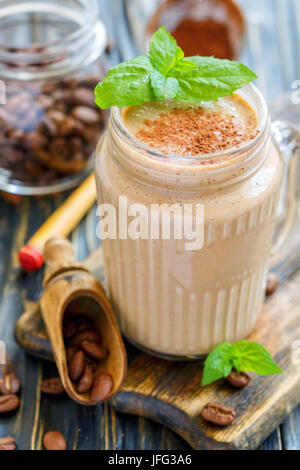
[262,428,283,451]
[281,409,300,450]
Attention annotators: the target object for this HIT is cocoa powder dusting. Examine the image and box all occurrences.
[135,107,255,156]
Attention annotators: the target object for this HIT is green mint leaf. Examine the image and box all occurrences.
[150,70,179,101]
[202,340,282,387]
[233,340,283,375]
[149,26,184,76]
[94,56,154,109]
[202,343,235,386]
[94,27,258,109]
[173,58,197,72]
[170,57,258,102]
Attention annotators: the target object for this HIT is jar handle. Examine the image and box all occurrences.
[271,120,300,255]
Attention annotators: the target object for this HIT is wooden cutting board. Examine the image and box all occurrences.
[15,218,300,450]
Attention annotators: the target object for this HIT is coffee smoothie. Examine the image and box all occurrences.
[95,86,283,358]
[123,94,257,155]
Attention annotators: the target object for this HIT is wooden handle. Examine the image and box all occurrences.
[44,237,76,269]
[18,174,97,272]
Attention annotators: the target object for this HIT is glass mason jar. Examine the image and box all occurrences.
[0,0,107,196]
[95,84,299,360]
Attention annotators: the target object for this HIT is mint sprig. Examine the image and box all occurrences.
[95,26,257,109]
[202,340,282,387]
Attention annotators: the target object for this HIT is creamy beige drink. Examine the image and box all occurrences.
[123,95,258,155]
[95,85,283,358]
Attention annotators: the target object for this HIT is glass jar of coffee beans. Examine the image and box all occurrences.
[0,0,107,196]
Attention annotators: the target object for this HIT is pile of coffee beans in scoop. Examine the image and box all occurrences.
[63,314,113,402]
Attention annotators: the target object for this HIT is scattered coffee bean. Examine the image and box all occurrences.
[0,395,19,413]
[43,431,67,451]
[201,403,236,427]
[0,436,17,450]
[227,370,251,389]
[90,373,113,403]
[266,273,279,296]
[0,373,21,395]
[41,377,65,395]
[81,341,108,361]
[77,365,93,393]
[69,350,85,382]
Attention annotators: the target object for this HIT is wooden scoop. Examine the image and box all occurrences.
[40,237,127,406]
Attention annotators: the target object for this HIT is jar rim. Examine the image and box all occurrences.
[0,0,106,79]
[0,0,98,49]
[111,83,269,166]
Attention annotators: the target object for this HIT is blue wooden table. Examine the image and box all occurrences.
[0,0,299,450]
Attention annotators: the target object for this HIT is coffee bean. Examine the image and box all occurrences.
[37,94,54,109]
[72,106,100,124]
[54,102,67,113]
[81,341,108,361]
[25,131,48,150]
[50,138,69,161]
[69,350,85,382]
[78,75,99,88]
[8,129,25,140]
[227,370,251,389]
[77,365,93,393]
[47,109,66,124]
[0,373,21,395]
[0,72,105,186]
[73,315,94,331]
[38,115,57,137]
[62,77,78,89]
[66,347,77,363]
[0,436,17,450]
[201,403,236,426]
[69,329,102,349]
[69,136,83,153]
[59,116,77,136]
[0,395,19,413]
[90,373,113,403]
[43,431,66,451]
[63,318,77,339]
[41,377,65,395]
[266,273,279,296]
[84,356,98,373]
[70,88,95,107]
